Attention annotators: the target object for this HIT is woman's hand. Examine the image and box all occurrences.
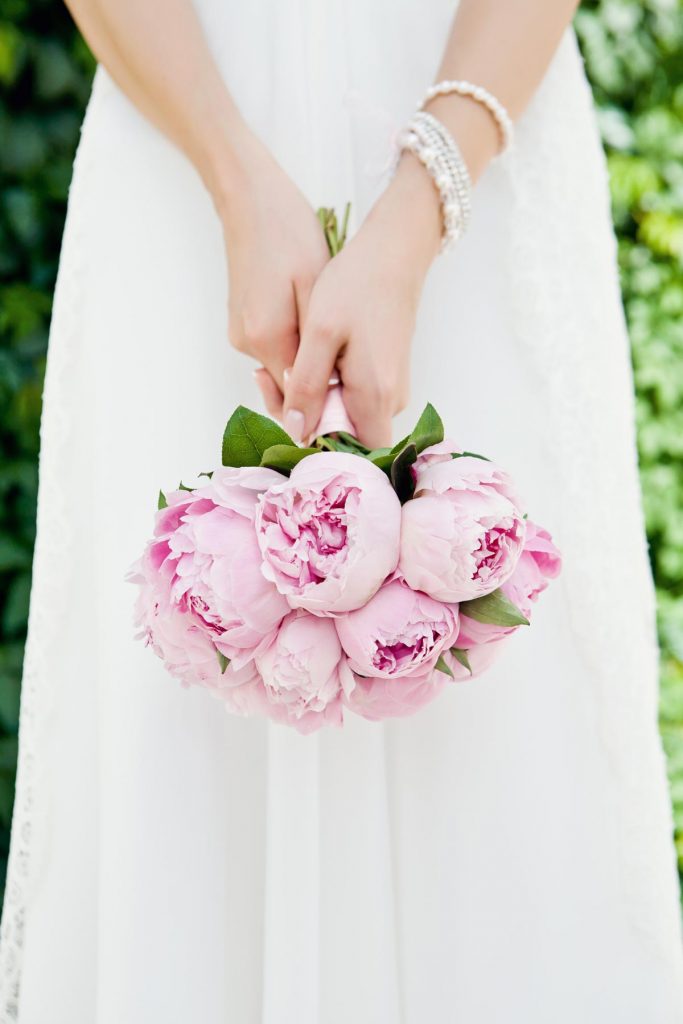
[215,131,331,393]
[281,154,442,449]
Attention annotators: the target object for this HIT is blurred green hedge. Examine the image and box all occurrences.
[0,0,682,894]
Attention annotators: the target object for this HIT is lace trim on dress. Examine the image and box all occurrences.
[507,32,683,971]
[0,74,100,1022]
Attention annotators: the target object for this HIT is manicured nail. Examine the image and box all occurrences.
[285,409,305,442]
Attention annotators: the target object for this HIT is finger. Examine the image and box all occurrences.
[283,368,324,447]
[252,329,298,393]
[293,274,315,332]
[271,340,299,392]
[232,295,299,391]
[344,405,393,449]
[229,320,297,392]
[253,367,284,422]
[284,318,340,442]
[342,381,394,450]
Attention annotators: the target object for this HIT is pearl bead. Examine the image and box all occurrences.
[398,110,472,252]
[418,79,513,155]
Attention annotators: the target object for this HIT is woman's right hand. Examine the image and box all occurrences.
[213,131,330,403]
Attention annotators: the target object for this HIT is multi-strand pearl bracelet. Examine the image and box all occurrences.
[398,111,472,253]
[397,79,513,254]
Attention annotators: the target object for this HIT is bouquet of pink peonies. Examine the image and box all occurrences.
[129,400,561,733]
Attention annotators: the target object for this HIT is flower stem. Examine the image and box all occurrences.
[317,203,351,257]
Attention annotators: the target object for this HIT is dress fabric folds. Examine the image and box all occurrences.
[1,1,682,1021]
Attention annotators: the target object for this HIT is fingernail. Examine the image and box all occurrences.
[285,408,305,442]
[283,367,292,382]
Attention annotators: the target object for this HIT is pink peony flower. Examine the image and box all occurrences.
[399,456,526,603]
[139,467,289,667]
[335,578,459,679]
[343,671,446,722]
[132,565,268,703]
[457,520,562,647]
[133,578,221,688]
[132,566,338,733]
[255,452,401,615]
[220,660,341,735]
[412,438,461,476]
[214,659,341,734]
[256,610,354,724]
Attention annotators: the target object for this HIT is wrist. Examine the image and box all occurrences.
[423,93,499,182]
[372,153,443,274]
[192,103,262,220]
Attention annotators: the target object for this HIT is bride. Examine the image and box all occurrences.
[1,0,682,1020]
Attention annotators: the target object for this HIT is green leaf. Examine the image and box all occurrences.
[434,654,454,678]
[157,490,168,510]
[390,442,418,503]
[0,776,14,829]
[177,481,193,492]
[406,403,444,455]
[3,571,31,635]
[460,589,529,627]
[260,445,318,474]
[453,450,491,462]
[0,678,20,734]
[0,643,23,732]
[0,736,18,772]
[450,648,472,675]
[390,433,411,456]
[0,536,30,573]
[222,406,296,468]
[216,650,230,675]
[0,24,26,88]
[369,448,394,473]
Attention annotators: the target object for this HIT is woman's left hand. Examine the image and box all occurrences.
[254,154,443,449]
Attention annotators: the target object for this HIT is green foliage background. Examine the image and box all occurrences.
[0,0,681,895]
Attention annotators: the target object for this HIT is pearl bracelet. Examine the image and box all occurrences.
[413,112,472,241]
[398,110,472,254]
[420,79,514,154]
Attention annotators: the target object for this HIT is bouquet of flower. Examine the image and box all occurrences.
[129,398,561,733]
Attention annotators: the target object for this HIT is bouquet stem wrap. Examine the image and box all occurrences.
[316,384,355,437]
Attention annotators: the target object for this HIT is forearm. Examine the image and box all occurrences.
[430,0,581,180]
[381,0,580,267]
[64,0,250,204]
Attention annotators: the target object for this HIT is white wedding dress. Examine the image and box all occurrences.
[1,2,682,1021]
